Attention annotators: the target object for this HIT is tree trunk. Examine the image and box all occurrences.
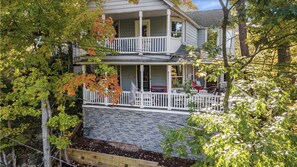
[236,0,250,57]
[277,42,293,83]
[221,4,232,112]
[7,121,17,167]
[1,151,8,166]
[68,42,74,73]
[59,151,62,167]
[277,42,291,65]
[64,149,69,164]
[41,99,52,167]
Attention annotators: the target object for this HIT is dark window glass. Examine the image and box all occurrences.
[171,21,182,38]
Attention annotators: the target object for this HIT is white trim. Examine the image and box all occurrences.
[182,19,186,44]
[170,17,183,39]
[83,105,190,115]
[167,65,172,110]
[166,9,171,55]
[182,64,186,84]
[171,6,202,29]
[135,19,151,37]
[82,65,86,74]
[140,65,144,108]
[162,0,174,7]
[135,65,138,88]
[149,65,152,91]
[119,65,122,86]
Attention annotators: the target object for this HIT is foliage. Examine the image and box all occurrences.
[162,76,297,166]
[201,28,221,58]
[47,111,80,150]
[0,0,121,164]
[59,74,122,104]
[171,0,198,11]
[162,0,297,166]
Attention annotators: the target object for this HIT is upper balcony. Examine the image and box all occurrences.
[103,9,185,55]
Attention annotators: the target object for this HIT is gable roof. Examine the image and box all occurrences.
[186,9,223,27]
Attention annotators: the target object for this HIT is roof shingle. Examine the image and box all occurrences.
[186,9,223,27]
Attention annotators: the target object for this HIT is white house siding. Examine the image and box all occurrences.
[185,21,198,47]
[197,29,207,48]
[121,65,137,91]
[98,0,169,14]
[151,65,167,87]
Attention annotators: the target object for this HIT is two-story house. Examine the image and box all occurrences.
[74,0,235,154]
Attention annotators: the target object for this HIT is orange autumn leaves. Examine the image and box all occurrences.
[60,74,122,104]
[87,17,116,56]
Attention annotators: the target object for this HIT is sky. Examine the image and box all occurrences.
[193,0,222,11]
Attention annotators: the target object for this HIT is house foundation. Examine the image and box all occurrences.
[83,106,188,153]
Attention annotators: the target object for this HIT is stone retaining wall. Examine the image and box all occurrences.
[83,106,188,153]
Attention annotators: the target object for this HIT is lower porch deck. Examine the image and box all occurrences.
[83,88,223,111]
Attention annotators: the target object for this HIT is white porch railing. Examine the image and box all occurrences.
[105,37,139,53]
[84,89,222,111]
[142,36,167,53]
[105,36,167,54]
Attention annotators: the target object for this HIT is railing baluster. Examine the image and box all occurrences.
[84,89,222,111]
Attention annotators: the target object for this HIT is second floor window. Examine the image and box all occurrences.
[171,21,182,38]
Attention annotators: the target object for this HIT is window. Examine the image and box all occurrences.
[171,21,182,38]
[171,65,183,88]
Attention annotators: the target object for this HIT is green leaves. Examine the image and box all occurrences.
[161,75,297,166]
[47,111,80,150]
[49,135,71,150]
[47,111,80,132]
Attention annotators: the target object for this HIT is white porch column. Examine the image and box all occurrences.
[167,65,172,110]
[139,11,143,55]
[104,72,108,106]
[82,65,86,74]
[182,19,186,44]
[140,65,144,108]
[82,65,86,104]
[182,65,186,84]
[166,9,171,55]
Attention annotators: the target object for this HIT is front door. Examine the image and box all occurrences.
[137,65,150,91]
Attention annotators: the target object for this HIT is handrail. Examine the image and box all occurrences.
[84,89,222,111]
[105,36,167,53]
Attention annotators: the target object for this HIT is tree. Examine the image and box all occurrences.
[161,0,297,166]
[235,0,250,57]
[247,0,297,71]
[0,0,121,166]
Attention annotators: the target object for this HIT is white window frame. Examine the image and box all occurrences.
[171,65,183,88]
[171,17,183,38]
